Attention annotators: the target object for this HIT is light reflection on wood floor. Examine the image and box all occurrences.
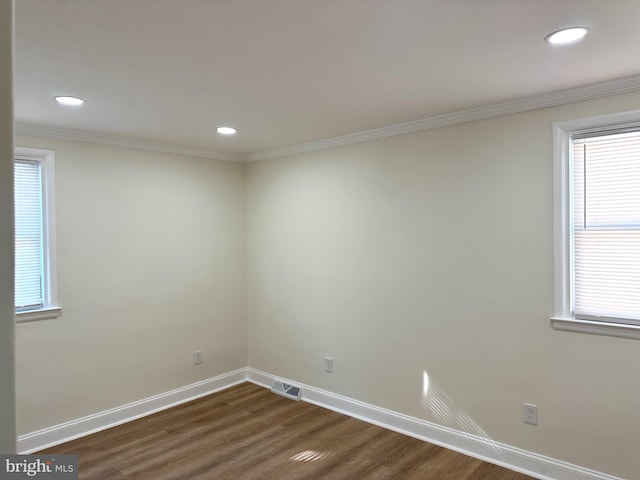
[40,382,535,479]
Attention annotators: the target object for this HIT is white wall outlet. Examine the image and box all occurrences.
[524,403,538,425]
[324,357,333,373]
[193,349,203,365]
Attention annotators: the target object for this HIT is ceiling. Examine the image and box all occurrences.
[14,0,640,161]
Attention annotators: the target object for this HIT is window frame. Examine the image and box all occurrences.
[552,110,640,340]
[14,146,61,322]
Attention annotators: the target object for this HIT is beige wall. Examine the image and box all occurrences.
[247,91,640,479]
[15,136,247,433]
[0,0,16,454]
[11,86,640,477]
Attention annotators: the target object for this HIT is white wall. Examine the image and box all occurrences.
[0,0,16,454]
[15,136,247,433]
[247,91,640,480]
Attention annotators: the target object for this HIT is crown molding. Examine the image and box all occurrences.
[14,123,244,162]
[16,74,640,163]
[246,74,640,161]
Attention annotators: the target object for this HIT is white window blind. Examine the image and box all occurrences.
[14,159,44,311]
[572,129,640,324]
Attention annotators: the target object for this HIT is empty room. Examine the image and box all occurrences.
[1,1,639,479]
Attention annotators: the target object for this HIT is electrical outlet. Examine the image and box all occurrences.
[524,403,538,425]
[193,349,203,365]
[324,357,333,373]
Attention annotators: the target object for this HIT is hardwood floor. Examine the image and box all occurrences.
[40,382,534,479]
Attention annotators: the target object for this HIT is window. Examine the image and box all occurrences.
[552,111,640,339]
[14,147,61,322]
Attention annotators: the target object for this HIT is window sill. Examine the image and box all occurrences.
[16,306,62,323]
[550,316,640,340]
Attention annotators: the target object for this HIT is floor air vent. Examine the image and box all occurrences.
[271,379,302,400]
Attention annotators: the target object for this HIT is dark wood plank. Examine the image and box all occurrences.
[39,382,535,480]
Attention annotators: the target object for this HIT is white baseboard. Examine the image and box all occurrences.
[17,367,623,480]
[247,368,622,480]
[18,368,247,453]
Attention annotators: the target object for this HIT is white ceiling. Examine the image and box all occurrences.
[14,0,640,161]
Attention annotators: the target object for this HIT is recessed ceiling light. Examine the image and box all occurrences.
[216,126,237,135]
[54,96,86,106]
[545,27,589,45]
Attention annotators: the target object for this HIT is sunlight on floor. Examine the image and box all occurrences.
[289,450,331,463]
[422,370,502,456]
